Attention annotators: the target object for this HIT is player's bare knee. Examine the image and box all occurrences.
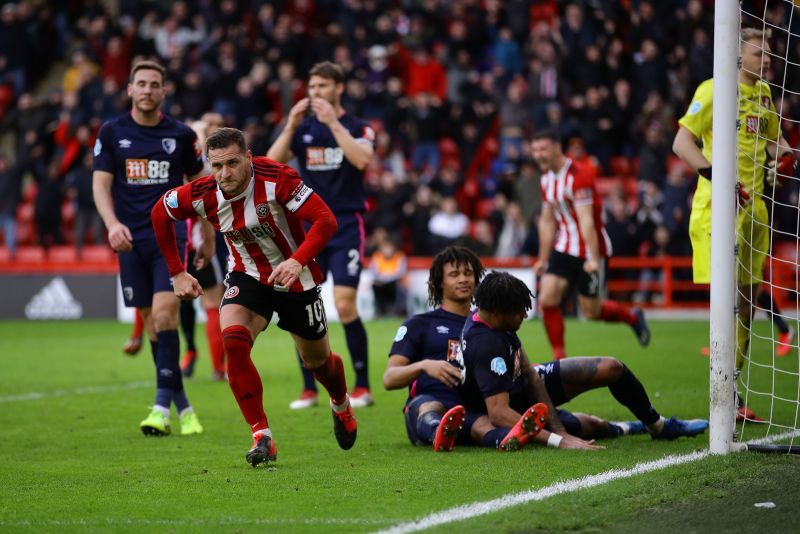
[418,401,444,416]
[599,357,624,379]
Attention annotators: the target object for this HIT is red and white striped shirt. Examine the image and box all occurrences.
[154,156,336,292]
[540,158,611,259]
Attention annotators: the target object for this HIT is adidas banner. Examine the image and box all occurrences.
[0,275,117,319]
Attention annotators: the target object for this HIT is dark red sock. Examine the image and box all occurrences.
[205,307,225,373]
[310,352,348,405]
[542,306,566,360]
[222,325,268,433]
[600,300,637,326]
[132,309,144,338]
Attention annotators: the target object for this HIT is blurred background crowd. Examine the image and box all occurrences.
[1,0,799,306]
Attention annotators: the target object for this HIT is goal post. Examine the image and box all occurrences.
[709,0,739,455]
[711,0,800,455]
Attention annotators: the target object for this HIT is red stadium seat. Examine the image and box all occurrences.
[48,245,77,262]
[80,245,114,262]
[15,246,46,262]
[609,156,631,177]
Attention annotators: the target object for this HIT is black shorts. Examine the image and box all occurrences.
[187,250,226,289]
[534,360,568,406]
[221,270,327,340]
[546,250,606,298]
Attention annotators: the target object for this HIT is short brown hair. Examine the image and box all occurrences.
[206,127,247,155]
[309,61,345,84]
[531,128,561,144]
[129,60,166,85]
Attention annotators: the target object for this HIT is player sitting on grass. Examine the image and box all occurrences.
[384,246,652,452]
[459,271,709,450]
[152,127,357,467]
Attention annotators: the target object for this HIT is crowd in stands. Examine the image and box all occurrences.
[1,0,799,304]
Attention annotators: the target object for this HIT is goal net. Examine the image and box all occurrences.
[713,0,800,453]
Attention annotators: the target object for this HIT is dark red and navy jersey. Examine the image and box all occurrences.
[459,312,526,413]
[389,307,468,403]
[153,156,337,292]
[289,114,375,214]
[92,112,204,238]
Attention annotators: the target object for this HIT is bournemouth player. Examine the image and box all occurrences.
[460,272,708,449]
[268,61,375,409]
[152,127,357,467]
[92,60,205,436]
[672,27,795,421]
[532,130,650,360]
[384,247,655,452]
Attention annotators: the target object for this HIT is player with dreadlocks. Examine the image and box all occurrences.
[460,271,709,450]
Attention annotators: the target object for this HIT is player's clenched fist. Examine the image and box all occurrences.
[107,222,133,252]
[172,271,203,300]
[267,258,303,288]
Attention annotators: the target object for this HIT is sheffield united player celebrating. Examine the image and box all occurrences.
[532,130,650,360]
[268,62,375,409]
[92,61,205,437]
[152,127,357,467]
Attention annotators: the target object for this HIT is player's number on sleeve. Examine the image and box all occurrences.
[305,299,325,327]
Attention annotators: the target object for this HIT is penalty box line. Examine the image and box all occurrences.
[376,430,800,534]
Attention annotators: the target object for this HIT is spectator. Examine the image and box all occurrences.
[0,152,25,259]
[495,202,529,258]
[428,196,469,251]
[370,236,407,317]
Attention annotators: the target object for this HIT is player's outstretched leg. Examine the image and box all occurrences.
[650,417,709,440]
[599,301,650,347]
[246,430,278,468]
[499,403,548,452]
[433,405,466,452]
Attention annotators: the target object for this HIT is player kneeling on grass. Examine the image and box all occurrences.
[384,246,654,453]
[151,127,357,467]
[460,271,709,450]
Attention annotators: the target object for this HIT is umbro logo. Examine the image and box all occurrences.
[436,325,450,334]
[302,134,313,143]
[25,277,83,319]
[119,139,132,148]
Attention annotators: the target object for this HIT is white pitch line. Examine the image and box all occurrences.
[0,517,398,527]
[376,430,800,534]
[0,381,151,403]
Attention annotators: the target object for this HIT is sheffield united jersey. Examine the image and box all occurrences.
[160,156,324,292]
[389,308,468,401]
[93,113,204,238]
[289,114,375,214]
[459,312,525,413]
[540,158,612,260]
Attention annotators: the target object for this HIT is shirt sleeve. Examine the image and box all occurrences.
[465,332,515,399]
[275,165,314,212]
[352,120,376,148]
[765,85,781,141]
[678,80,713,139]
[182,128,205,178]
[92,122,116,173]
[570,164,595,207]
[161,181,197,222]
[389,318,422,360]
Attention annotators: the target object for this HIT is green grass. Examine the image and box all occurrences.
[1,318,799,532]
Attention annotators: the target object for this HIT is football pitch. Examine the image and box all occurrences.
[1,318,799,533]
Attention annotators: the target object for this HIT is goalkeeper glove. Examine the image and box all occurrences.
[766,152,797,187]
[698,166,750,206]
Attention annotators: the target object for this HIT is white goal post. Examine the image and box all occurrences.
[709,0,739,455]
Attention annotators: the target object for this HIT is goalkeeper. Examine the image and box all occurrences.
[672,27,795,422]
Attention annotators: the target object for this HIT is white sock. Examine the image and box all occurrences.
[153,405,170,418]
[253,428,273,439]
[179,407,194,418]
[331,395,350,413]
